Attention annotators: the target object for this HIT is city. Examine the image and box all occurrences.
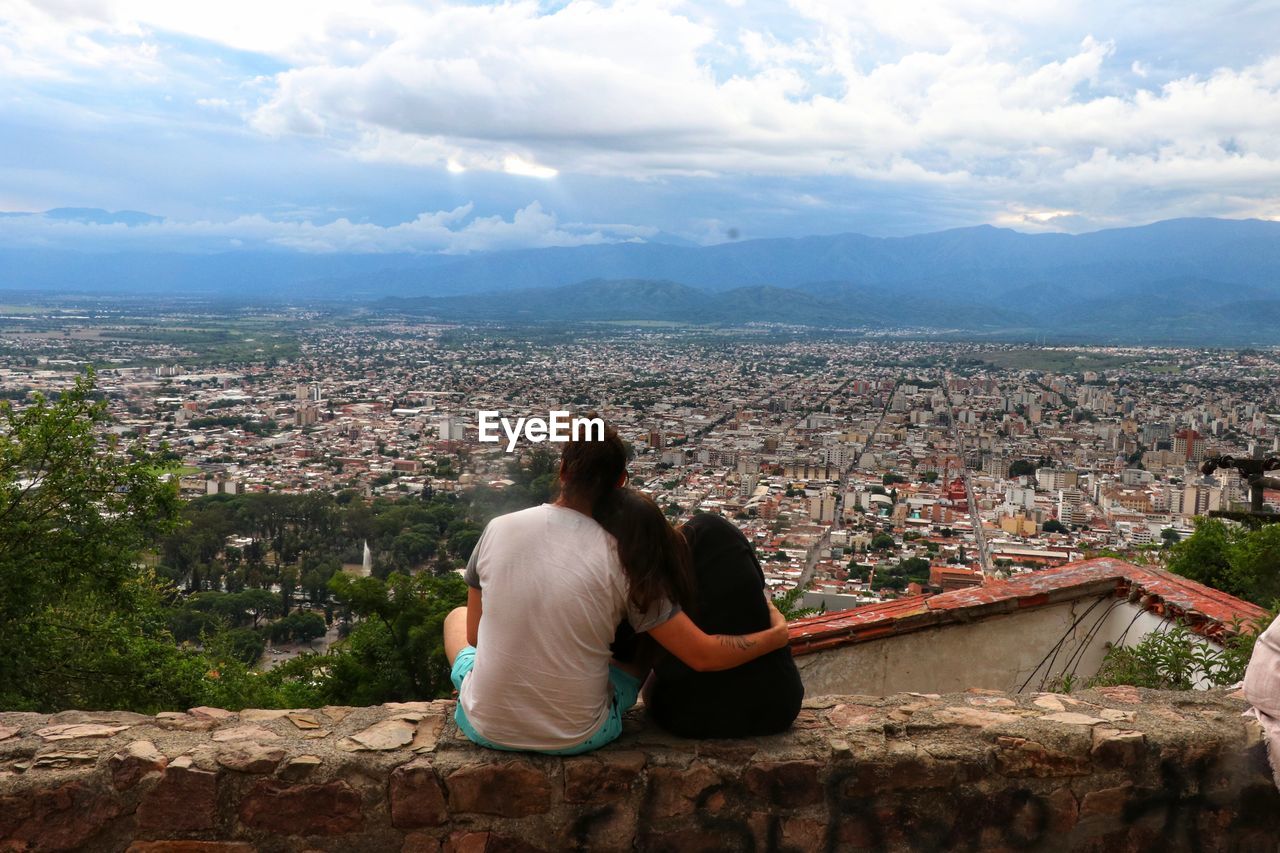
[4,301,1277,620]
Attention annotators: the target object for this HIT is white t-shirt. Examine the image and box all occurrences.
[460,503,679,750]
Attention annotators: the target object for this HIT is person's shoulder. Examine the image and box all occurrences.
[488,503,552,531]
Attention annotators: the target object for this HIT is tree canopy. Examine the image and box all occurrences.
[0,372,193,711]
[1167,518,1280,608]
[0,372,485,712]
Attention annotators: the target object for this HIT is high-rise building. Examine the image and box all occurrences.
[1057,488,1085,526]
[438,414,467,442]
[1180,480,1221,517]
[1172,429,1206,463]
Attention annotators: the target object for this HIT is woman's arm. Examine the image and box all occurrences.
[648,595,789,672]
[466,586,482,647]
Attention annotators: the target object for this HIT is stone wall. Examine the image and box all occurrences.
[2,687,1277,852]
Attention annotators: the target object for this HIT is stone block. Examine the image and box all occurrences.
[1090,728,1146,768]
[1045,786,1079,835]
[215,742,285,773]
[0,781,123,850]
[563,802,639,852]
[1079,783,1134,820]
[444,832,490,853]
[994,738,1091,778]
[188,707,237,721]
[402,832,443,853]
[645,763,721,818]
[109,739,168,790]
[34,722,131,741]
[744,760,823,808]
[280,754,323,781]
[391,758,448,828]
[238,779,363,836]
[411,714,447,753]
[563,751,646,804]
[138,765,218,832]
[339,718,417,751]
[446,760,552,818]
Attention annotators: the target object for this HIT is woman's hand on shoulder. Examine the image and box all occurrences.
[765,593,789,649]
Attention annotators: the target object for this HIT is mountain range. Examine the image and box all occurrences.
[3,215,1279,343]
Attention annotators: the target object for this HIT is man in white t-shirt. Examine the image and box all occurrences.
[442,420,789,754]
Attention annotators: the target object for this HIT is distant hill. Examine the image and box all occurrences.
[358,217,1280,299]
[388,270,1280,344]
[386,279,856,325]
[3,216,1279,342]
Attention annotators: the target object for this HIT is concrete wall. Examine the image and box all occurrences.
[794,596,1221,697]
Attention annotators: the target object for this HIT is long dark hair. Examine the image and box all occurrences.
[594,487,695,614]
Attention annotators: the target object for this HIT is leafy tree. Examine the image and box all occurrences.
[392,528,438,568]
[447,524,483,563]
[1042,519,1069,534]
[237,588,282,627]
[870,532,896,551]
[0,371,198,712]
[223,627,267,665]
[325,571,468,702]
[1167,518,1280,607]
[1008,459,1036,478]
[268,611,327,644]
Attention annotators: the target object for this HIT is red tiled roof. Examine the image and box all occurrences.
[787,557,1267,656]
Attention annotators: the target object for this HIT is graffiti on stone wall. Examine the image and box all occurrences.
[565,748,1280,852]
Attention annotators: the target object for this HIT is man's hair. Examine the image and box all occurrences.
[559,415,627,507]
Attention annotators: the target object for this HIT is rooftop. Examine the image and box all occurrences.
[788,557,1267,657]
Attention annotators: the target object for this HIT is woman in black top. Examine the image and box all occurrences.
[597,490,803,739]
[647,512,804,737]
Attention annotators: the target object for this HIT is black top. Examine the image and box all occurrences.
[646,513,804,738]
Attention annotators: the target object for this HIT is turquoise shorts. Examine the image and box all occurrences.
[450,646,640,755]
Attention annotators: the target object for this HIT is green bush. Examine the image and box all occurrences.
[1090,612,1274,691]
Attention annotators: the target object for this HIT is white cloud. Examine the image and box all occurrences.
[231,2,1280,208]
[4,0,1280,233]
[0,201,650,253]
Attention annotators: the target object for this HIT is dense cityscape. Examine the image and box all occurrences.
[4,302,1278,626]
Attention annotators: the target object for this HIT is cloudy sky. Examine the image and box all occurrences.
[3,0,1280,253]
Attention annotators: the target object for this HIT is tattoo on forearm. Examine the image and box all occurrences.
[718,634,756,651]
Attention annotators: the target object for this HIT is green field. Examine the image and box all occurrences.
[975,348,1178,373]
[146,464,202,477]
